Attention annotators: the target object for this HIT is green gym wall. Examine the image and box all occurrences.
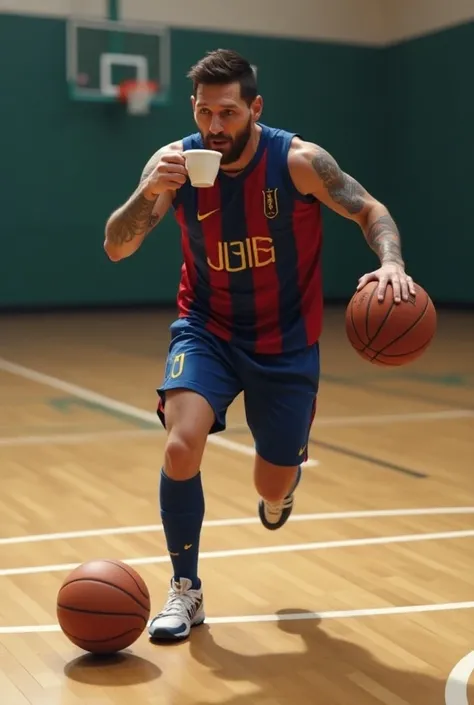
[0,10,471,308]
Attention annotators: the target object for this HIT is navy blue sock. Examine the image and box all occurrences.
[160,469,205,590]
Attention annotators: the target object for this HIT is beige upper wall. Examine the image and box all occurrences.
[120,0,386,45]
[0,0,386,44]
[383,0,474,44]
[0,0,106,19]
[0,0,473,45]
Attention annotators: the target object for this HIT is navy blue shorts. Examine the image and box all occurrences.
[156,318,319,467]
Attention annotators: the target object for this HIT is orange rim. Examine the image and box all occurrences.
[118,79,159,103]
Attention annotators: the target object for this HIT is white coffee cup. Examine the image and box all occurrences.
[185,149,222,188]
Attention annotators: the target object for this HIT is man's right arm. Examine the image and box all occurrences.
[104,141,184,262]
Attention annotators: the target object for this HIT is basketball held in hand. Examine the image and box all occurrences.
[345,280,437,366]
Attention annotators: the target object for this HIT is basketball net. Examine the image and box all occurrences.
[118,80,158,115]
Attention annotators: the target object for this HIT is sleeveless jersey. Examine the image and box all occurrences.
[172,123,323,354]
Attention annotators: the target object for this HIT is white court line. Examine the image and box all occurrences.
[1,528,473,578]
[0,357,319,466]
[1,506,474,546]
[1,600,474,635]
[446,651,474,705]
[0,428,159,448]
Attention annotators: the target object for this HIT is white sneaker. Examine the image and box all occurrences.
[148,577,205,641]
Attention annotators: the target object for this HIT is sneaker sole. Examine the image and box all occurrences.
[148,615,205,642]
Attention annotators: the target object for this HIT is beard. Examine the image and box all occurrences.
[202,117,252,165]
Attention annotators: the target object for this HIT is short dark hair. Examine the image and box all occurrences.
[187,49,257,105]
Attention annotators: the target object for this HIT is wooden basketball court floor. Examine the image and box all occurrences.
[0,306,473,705]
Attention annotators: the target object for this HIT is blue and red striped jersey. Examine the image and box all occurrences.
[172,123,323,354]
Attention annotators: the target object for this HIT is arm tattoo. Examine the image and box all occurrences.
[107,189,160,245]
[365,214,404,266]
[311,149,365,215]
[311,147,404,266]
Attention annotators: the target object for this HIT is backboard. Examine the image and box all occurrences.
[66,17,171,108]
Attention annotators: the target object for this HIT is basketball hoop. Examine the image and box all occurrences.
[118,79,158,115]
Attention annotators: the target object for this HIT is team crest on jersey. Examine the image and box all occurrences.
[263,188,279,219]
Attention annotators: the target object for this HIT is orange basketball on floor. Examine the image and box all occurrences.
[345,280,437,366]
[57,559,151,653]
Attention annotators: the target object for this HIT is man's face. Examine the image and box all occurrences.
[192,82,260,165]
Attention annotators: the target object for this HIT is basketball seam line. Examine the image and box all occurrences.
[59,577,150,612]
[372,292,430,360]
[364,284,380,344]
[100,559,150,602]
[349,292,368,348]
[365,293,394,354]
[57,605,148,620]
[364,334,435,359]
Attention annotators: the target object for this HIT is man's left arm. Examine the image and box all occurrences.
[289,140,416,303]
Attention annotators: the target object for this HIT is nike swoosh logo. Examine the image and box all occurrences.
[197,209,219,222]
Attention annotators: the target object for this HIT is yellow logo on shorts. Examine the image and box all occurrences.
[170,353,185,378]
[298,445,306,456]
